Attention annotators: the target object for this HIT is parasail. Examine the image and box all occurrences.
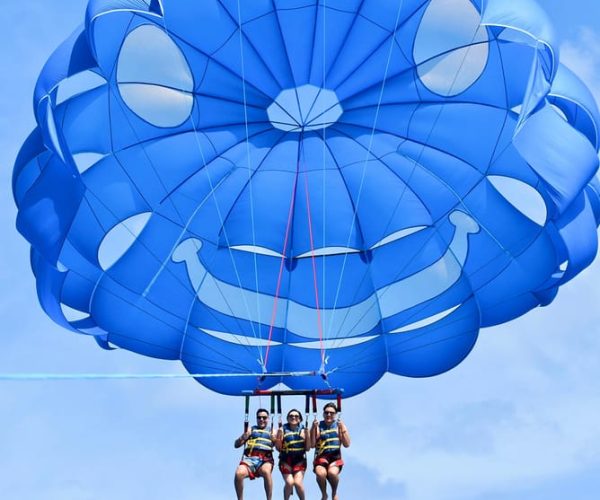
[12,0,600,396]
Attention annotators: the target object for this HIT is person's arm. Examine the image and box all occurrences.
[338,420,351,447]
[273,428,282,451]
[234,430,251,449]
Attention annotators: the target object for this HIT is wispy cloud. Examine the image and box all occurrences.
[344,259,600,500]
[561,27,600,104]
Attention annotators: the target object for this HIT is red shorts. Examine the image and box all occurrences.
[313,452,344,472]
[279,453,307,474]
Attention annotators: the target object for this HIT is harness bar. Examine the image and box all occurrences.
[243,388,343,397]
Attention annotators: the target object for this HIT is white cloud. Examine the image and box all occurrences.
[560,27,600,104]
[342,258,600,500]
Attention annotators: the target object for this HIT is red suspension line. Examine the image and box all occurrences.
[303,170,326,366]
[263,155,300,369]
[263,137,326,372]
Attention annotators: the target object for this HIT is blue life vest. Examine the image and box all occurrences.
[246,425,273,454]
[316,421,340,455]
[281,423,305,455]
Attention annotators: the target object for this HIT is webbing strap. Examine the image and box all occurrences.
[244,395,250,433]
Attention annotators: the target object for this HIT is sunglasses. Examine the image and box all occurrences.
[257,416,269,420]
[288,414,301,419]
[323,411,336,416]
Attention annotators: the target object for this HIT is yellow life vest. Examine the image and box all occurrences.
[246,426,273,454]
[281,424,305,455]
[316,421,340,455]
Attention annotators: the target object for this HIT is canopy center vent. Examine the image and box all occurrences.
[267,84,343,132]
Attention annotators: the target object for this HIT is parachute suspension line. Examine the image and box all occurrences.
[301,139,327,369]
[325,10,491,350]
[374,10,490,230]
[311,137,386,355]
[326,283,494,374]
[159,11,266,358]
[144,15,264,365]
[106,51,250,336]
[174,133,293,367]
[262,141,301,370]
[104,69,187,230]
[55,257,257,373]
[78,163,262,366]
[325,0,406,351]
[329,323,479,374]
[236,0,264,354]
[85,87,258,356]
[321,0,328,370]
[78,185,284,372]
[320,6,474,352]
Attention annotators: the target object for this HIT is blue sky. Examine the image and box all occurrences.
[1,1,600,499]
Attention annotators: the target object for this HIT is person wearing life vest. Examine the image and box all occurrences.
[234,408,276,500]
[311,403,350,500]
[275,408,311,500]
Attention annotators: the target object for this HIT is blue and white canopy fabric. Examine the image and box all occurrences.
[13,0,600,396]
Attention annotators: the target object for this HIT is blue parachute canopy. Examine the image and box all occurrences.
[13,0,600,396]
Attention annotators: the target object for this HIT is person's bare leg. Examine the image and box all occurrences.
[258,463,274,500]
[315,465,328,500]
[234,465,249,500]
[283,473,294,500]
[293,471,306,500]
[327,466,340,500]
